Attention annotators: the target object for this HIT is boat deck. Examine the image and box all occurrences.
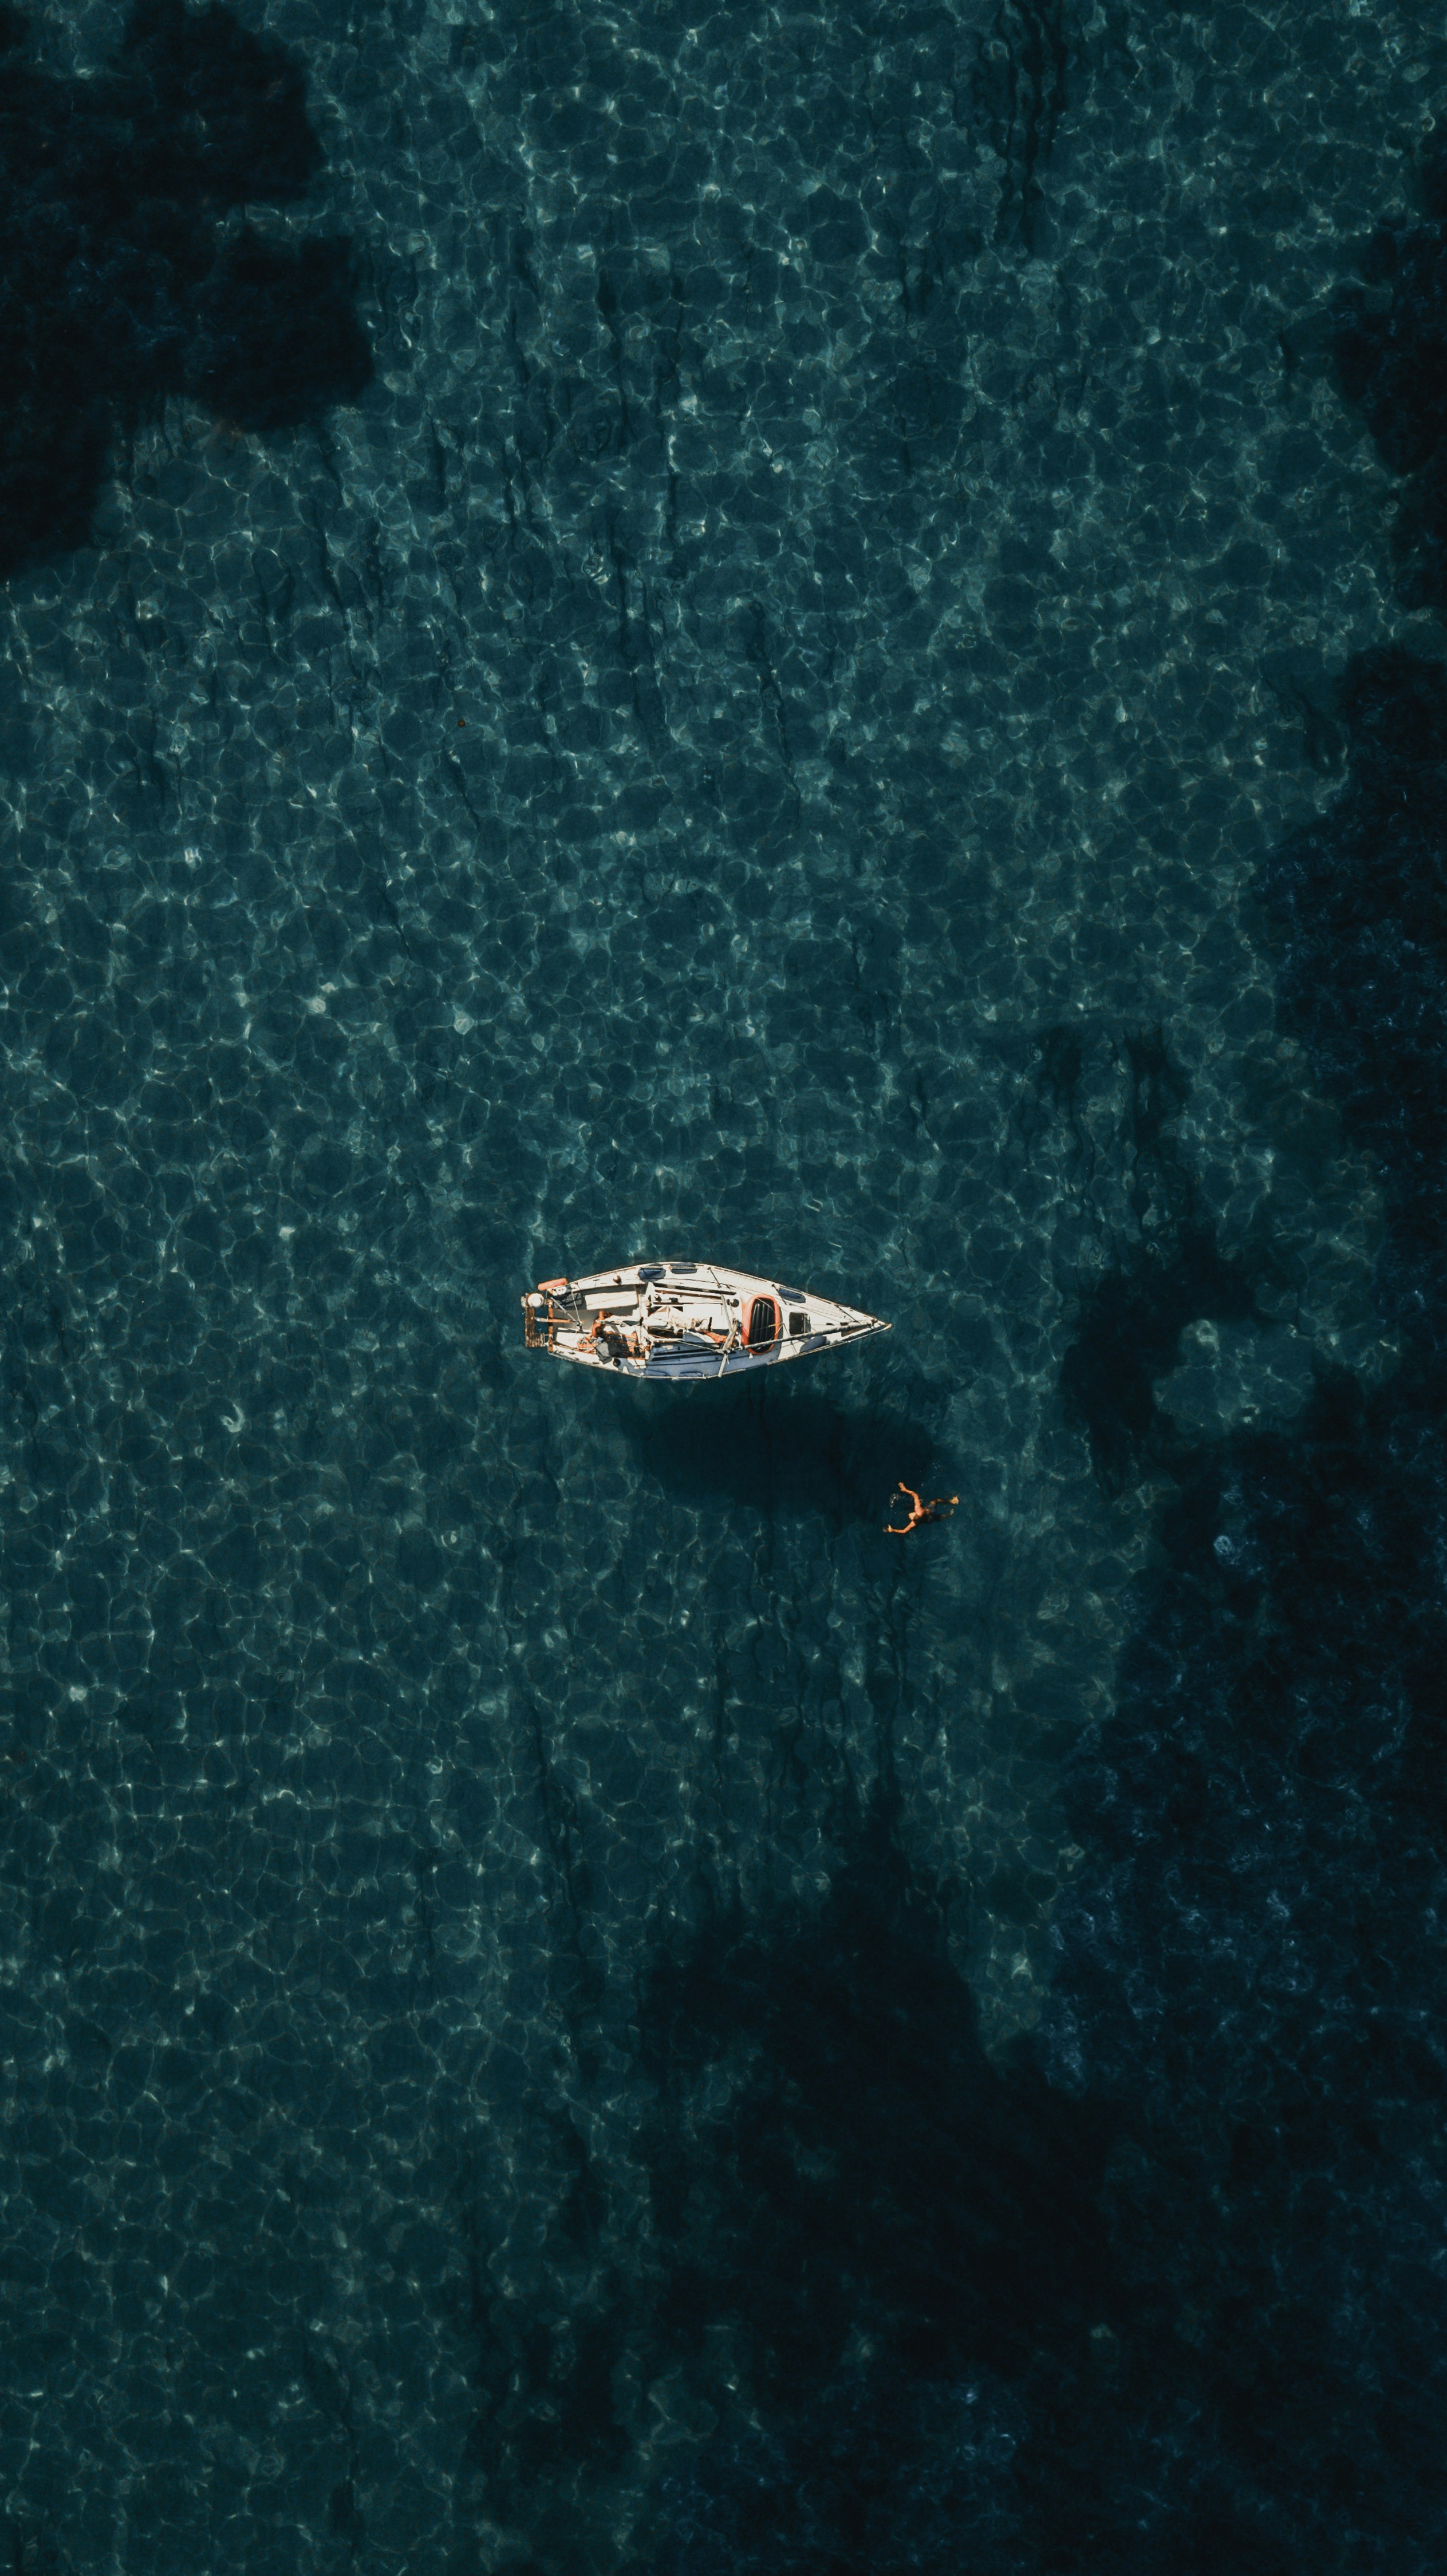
[522,1261,889,1380]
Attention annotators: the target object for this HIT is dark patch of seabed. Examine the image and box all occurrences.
[0,0,370,576]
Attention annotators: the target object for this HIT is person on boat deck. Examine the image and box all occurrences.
[885,1483,958,1534]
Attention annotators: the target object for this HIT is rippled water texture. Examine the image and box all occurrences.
[2,0,1446,2567]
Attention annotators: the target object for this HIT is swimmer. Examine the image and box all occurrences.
[885,1483,958,1534]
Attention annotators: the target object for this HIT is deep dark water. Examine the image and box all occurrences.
[457,1786,1119,2575]
[646,160,1447,2576]
[1054,1026,1261,1491]
[1263,646,1447,1345]
[624,1374,947,1527]
[0,0,369,578]
[642,1795,1112,2576]
[1333,152,1447,617]
[641,638,1447,2575]
[4,0,1447,2570]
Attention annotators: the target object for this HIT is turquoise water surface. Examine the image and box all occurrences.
[2,0,1445,2567]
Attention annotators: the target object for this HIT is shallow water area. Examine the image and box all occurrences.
[1,0,1444,2566]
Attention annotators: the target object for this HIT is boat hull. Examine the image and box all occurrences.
[522,1260,890,1380]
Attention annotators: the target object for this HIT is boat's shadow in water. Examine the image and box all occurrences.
[619,1375,943,1526]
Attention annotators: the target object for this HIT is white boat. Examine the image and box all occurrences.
[522,1259,891,1381]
